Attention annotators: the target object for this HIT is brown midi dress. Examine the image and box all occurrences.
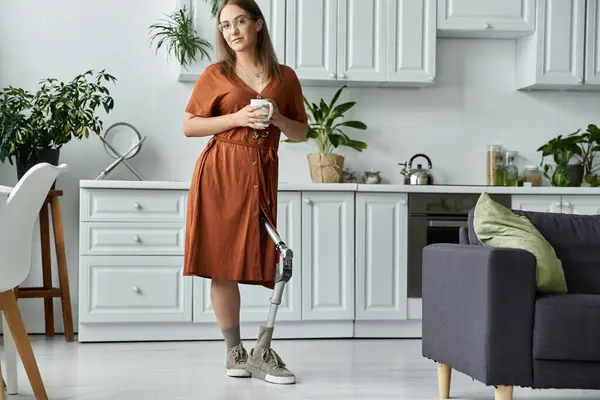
[183,63,307,289]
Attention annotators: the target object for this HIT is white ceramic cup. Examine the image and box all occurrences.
[250,99,274,129]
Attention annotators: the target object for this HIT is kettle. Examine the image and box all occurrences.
[398,153,434,185]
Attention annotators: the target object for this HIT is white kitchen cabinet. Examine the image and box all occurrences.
[584,0,600,86]
[192,191,303,323]
[255,0,287,62]
[338,0,388,82]
[560,195,600,214]
[78,187,193,338]
[285,0,436,86]
[512,194,600,214]
[511,194,562,213]
[301,191,355,320]
[355,193,408,320]
[515,0,600,90]
[79,255,192,324]
[386,0,437,85]
[437,0,535,38]
[285,0,338,81]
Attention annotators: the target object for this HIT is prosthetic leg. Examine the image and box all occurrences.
[244,214,296,384]
[261,214,293,329]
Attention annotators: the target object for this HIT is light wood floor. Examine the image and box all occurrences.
[2,336,600,399]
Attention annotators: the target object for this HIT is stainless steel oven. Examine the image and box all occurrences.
[407,192,511,298]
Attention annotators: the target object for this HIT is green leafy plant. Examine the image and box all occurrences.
[284,85,368,153]
[149,5,212,69]
[204,0,220,18]
[0,70,116,165]
[537,124,600,187]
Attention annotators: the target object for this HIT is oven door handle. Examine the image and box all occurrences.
[428,220,467,228]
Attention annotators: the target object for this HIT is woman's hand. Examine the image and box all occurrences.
[262,98,281,127]
[233,104,270,130]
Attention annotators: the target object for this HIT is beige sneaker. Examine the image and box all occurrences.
[226,343,251,378]
[245,326,296,384]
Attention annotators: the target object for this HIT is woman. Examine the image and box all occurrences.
[182,0,308,385]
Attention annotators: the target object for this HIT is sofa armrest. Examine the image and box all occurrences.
[421,243,537,387]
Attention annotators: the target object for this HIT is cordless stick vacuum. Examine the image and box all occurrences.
[261,214,293,329]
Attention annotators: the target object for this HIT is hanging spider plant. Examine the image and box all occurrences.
[204,0,221,18]
[149,5,212,69]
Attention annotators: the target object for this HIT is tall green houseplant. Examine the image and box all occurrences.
[0,69,117,181]
[284,85,367,183]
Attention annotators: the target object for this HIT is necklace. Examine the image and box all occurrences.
[237,64,269,140]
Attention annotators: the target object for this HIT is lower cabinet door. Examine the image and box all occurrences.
[355,192,408,320]
[79,255,192,323]
[301,191,355,321]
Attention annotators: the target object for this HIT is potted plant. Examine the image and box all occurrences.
[0,69,117,182]
[204,0,220,18]
[284,85,368,183]
[537,124,600,187]
[149,4,212,69]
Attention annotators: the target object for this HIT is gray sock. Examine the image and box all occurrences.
[222,325,241,349]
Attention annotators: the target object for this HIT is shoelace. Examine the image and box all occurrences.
[261,347,286,370]
[231,346,248,363]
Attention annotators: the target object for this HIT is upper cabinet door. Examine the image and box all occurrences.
[386,0,436,84]
[585,0,600,87]
[515,0,586,90]
[438,0,535,38]
[256,0,287,63]
[285,0,338,81]
[336,0,387,82]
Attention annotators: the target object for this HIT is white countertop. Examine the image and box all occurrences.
[78,180,357,191]
[79,179,600,195]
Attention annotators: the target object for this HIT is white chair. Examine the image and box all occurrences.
[0,162,69,400]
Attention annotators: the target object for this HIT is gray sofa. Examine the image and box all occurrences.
[421,208,600,400]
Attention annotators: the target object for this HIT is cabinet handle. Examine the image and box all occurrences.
[132,286,141,294]
[555,201,561,208]
[563,201,571,207]
[484,23,491,29]
[401,200,407,205]
[304,198,312,204]
[339,73,347,79]
[133,202,141,209]
[329,72,336,79]
[133,236,140,243]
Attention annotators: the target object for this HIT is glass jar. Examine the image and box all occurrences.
[504,151,519,186]
[522,166,543,187]
[492,154,506,186]
[486,144,503,185]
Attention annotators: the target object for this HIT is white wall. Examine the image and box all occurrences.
[2,0,600,333]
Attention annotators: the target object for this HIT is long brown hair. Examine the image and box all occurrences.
[215,0,281,81]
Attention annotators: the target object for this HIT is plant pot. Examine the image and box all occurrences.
[16,148,60,189]
[551,163,584,187]
[307,153,344,183]
[566,164,584,186]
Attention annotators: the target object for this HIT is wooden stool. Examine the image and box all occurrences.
[16,190,74,342]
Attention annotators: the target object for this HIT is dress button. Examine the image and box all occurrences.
[254,184,258,189]
[252,160,257,166]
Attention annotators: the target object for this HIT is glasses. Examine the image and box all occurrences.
[217,16,257,33]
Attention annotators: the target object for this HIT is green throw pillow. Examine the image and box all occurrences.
[473,192,568,294]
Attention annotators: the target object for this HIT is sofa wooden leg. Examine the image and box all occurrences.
[437,362,452,399]
[495,385,513,400]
